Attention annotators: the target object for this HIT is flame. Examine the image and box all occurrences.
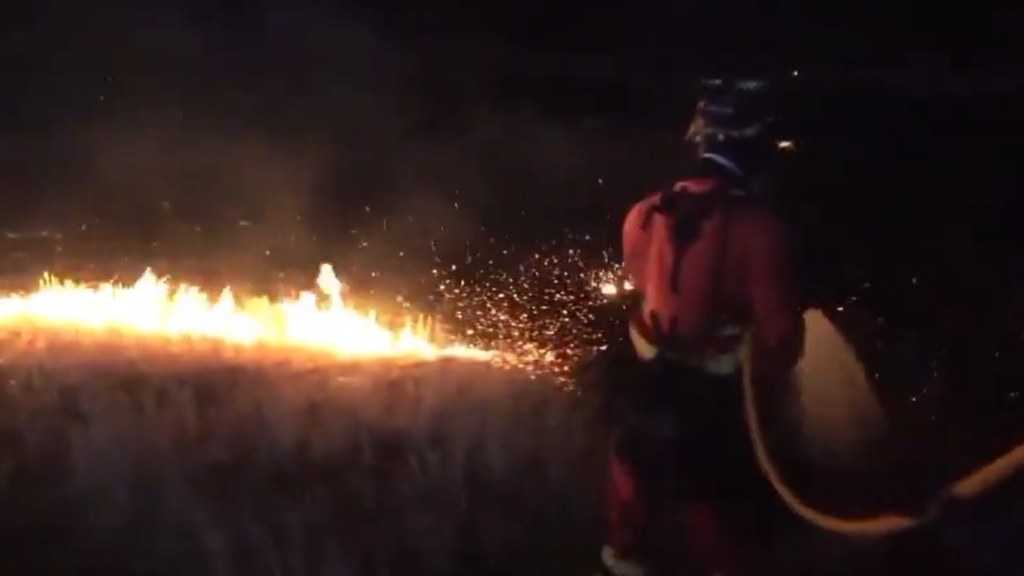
[0,264,488,360]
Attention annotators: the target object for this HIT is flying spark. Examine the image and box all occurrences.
[430,241,625,377]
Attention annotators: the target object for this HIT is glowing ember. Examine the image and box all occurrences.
[0,264,488,360]
[425,244,633,378]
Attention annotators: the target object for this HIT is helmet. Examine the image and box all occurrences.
[686,78,772,141]
[685,77,777,176]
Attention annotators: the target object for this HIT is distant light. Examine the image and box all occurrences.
[791,69,799,77]
[776,140,796,151]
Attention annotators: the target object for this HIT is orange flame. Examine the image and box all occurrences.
[0,264,488,360]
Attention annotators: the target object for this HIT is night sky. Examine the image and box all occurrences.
[0,1,1018,258]
[0,0,1020,346]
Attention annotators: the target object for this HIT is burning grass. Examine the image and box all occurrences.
[0,329,607,576]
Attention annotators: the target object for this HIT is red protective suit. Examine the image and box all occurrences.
[600,176,804,576]
[622,177,803,377]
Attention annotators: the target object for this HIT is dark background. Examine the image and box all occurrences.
[0,0,1022,473]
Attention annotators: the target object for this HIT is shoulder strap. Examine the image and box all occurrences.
[656,180,731,295]
[643,182,739,349]
[709,195,734,317]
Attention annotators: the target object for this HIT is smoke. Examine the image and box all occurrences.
[62,114,324,275]
[0,0,665,296]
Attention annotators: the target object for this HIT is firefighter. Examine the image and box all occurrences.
[598,78,805,576]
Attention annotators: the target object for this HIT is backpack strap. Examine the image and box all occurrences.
[654,180,730,295]
[642,179,740,354]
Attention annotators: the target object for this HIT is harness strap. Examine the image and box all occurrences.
[631,180,740,370]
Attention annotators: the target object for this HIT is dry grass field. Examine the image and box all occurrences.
[0,329,608,576]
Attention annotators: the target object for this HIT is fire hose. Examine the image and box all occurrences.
[739,330,1024,537]
[591,285,1024,537]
